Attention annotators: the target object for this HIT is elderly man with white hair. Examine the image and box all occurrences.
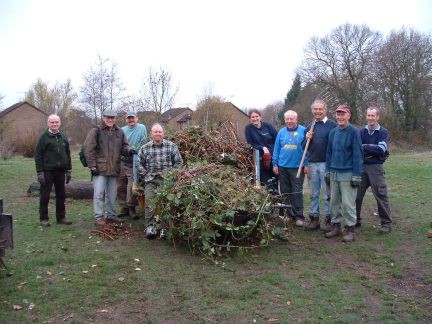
[136,123,183,239]
[272,110,307,227]
[35,114,72,227]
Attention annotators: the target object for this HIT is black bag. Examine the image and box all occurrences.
[79,127,100,167]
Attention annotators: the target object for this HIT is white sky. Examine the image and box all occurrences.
[0,0,431,110]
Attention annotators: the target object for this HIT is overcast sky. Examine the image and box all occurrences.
[0,0,431,110]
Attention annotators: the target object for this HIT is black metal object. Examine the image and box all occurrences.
[0,198,13,269]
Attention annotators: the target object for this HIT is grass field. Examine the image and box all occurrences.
[1,151,431,323]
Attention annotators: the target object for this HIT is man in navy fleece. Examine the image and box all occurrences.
[303,99,337,231]
[325,104,363,242]
[355,107,392,233]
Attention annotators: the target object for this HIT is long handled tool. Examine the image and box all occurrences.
[296,120,316,178]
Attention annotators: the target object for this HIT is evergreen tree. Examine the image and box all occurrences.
[279,73,302,124]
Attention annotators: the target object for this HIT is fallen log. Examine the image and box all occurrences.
[27,180,93,199]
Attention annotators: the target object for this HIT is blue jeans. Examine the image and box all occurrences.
[93,175,118,219]
[308,162,331,219]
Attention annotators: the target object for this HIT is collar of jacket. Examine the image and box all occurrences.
[101,124,119,131]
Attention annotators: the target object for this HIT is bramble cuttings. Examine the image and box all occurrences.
[151,165,274,259]
[148,126,285,260]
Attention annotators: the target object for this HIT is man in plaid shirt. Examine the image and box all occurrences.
[136,123,183,239]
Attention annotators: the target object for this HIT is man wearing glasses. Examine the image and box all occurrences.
[84,110,133,226]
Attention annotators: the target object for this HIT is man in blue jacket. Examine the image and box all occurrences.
[117,111,147,219]
[325,104,363,242]
[272,110,306,227]
[355,107,392,233]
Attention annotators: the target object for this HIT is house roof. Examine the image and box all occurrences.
[161,107,192,121]
[0,101,48,119]
[224,102,248,117]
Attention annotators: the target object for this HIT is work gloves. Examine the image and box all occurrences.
[90,167,99,176]
[350,176,362,188]
[324,172,330,185]
[262,152,272,170]
[65,170,72,184]
[37,172,46,186]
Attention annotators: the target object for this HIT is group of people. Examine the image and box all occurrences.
[35,100,391,243]
[34,110,182,240]
[245,100,392,242]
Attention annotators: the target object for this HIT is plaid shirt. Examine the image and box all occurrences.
[136,139,183,182]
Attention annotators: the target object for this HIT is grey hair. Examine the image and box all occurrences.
[311,99,327,111]
[284,110,297,119]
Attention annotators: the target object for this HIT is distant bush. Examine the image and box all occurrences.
[15,132,38,158]
[0,140,14,160]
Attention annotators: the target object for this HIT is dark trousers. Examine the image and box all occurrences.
[279,167,304,219]
[260,162,277,192]
[355,164,392,226]
[39,170,66,221]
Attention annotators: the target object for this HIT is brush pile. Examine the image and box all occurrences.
[152,125,280,259]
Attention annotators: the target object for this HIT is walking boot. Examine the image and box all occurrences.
[325,223,341,238]
[342,226,356,242]
[129,206,139,220]
[323,218,333,233]
[118,207,130,218]
[305,218,320,231]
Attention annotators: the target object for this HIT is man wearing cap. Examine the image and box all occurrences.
[117,111,147,219]
[355,106,392,233]
[84,110,132,226]
[35,114,73,226]
[325,104,363,242]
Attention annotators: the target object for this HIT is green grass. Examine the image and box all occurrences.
[1,152,431,322]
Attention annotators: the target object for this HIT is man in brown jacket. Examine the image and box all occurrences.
[84,110,133,226]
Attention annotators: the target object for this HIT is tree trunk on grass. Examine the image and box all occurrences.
[27,180,94,199]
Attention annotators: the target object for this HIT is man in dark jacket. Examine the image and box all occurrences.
[303,99,337,231]
[84,110,132,226]
[355,107,392,233]
[35,114,72,226]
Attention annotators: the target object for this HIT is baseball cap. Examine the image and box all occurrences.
[336,104,351,113]
[126,111,137,118]
[103,110,117,117]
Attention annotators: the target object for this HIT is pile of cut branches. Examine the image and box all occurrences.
[171,124,254,172]
[150,126,282,260]
[152,165,274,259]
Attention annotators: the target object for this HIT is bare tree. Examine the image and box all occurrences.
[80,55,124,124]
[25,79,78,117]
[262,101,284,127]
[299,24,382,123]
[374,28,432,132]
[0,93,4,110]
[140,66,178,113]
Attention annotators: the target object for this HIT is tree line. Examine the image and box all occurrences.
[1,24,431,147]
[269,24,431,146]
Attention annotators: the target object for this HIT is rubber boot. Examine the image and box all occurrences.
[325,223,341,238]
[342,226,356,242]
[129,206,139,220]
